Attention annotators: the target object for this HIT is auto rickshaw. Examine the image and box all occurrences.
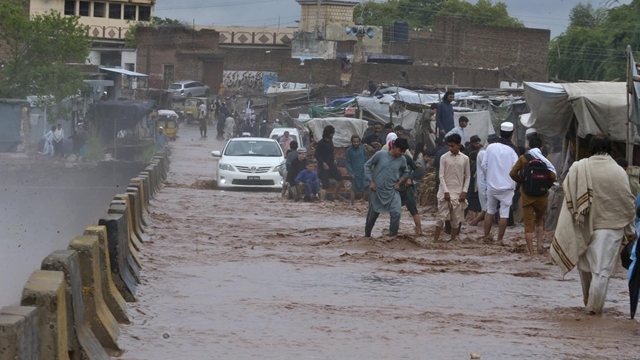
[183,97,209,124]
[156,109,179,140]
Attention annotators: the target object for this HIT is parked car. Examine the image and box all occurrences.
[211,138,285,189]
[169,80,210,100]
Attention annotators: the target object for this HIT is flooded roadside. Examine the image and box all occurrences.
[116,125,640,360]
[0,161,143,308]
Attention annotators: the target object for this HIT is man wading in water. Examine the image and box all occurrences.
[364,137,410,238]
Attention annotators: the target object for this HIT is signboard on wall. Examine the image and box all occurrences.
[223,71,278,95]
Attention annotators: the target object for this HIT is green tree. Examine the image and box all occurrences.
[437,0,524,27]
[0,0,90,119]
[548,26,612,82]
[569,3,607,28]
[356,0,522,29]
[354,0,402,27]
[547,1,638,82]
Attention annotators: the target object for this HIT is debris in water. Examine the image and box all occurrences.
[162,332,171,339]
[470,352,481,359]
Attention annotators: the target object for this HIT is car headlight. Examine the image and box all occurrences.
[274,160,286,173]
[219,163,236,172]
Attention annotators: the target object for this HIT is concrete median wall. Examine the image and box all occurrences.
[0,150,170,360]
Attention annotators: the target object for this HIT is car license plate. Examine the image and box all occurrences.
[247,176,260,180]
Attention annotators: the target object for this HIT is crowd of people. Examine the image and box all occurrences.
[39,122,88,159]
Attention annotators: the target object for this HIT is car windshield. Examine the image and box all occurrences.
[224,141,283,157]
[184,99,198,106]
[170,84,182,89]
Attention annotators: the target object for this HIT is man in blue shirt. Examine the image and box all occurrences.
[436,90,455,138]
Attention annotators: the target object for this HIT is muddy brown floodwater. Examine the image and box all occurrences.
[115,124,640,360]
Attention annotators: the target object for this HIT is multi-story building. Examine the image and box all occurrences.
[27,0,155,70]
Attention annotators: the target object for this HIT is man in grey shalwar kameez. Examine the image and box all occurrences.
[364,138,410,237]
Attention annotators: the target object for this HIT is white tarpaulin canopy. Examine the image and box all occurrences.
[523,82,639,143]
[455,111,496,145]
[356,94,420,130]
[356,91,475,131]
[307,118,369,147]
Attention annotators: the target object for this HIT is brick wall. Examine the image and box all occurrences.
[278,58,342,84]
[386,17,550,82]
[136,26,222,89]
[349,63,501,91]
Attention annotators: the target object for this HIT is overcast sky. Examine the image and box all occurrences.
[153,0,632,38]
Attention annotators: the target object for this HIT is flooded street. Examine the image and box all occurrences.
[117,124,640,360]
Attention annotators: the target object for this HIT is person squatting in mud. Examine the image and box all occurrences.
[364,137,410,237]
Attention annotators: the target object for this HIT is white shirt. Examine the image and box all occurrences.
[199,104,207,113]
[481,142,518,192]
[476,150,487,194]
[445,126,465,143]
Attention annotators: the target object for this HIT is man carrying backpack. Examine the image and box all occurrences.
[509,136,557,256]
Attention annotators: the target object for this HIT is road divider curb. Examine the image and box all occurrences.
[83,227,129,324]
[0,306,38,360]
[41,250,116,358]
[98,214,137,302]
[20,270,69,360]
[68,236,123,355]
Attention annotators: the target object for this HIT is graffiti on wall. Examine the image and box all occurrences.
[223,71,278,94]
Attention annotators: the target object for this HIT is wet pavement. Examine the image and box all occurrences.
[116,123,640,360]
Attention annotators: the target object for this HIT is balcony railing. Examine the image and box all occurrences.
[87,25,130,40]
[217,31,293,46]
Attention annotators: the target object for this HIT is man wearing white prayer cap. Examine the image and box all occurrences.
[525,127,538,151]
[481,121,519,243]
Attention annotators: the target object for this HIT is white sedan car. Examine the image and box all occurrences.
[211,138,285,189]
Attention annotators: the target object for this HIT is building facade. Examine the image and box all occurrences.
[27,0,155,69]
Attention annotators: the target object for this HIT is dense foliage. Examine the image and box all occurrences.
[355,0,523,29]
[549,0,640,82]
[0,1,91,100]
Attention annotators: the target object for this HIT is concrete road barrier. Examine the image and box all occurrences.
[154,156,168,178]
[105,207,141,285]
[145,164,160,192]
[41,250,116,358]
[129,179,150,216]
[155,149,170,166]
[114,195,144,244]
[98,215,136,302]
[137,174,153,200]
[152,158,166,181]
[67,237,123,354]
[109,201,143,255]
[108,201,141,276]
[82,227,129,324]
[0,306,38,360]
[152,158,167,181]
[125,188,146,233]
[20,270,69,360]
[140,169,157,198]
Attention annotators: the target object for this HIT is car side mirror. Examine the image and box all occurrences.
[211,150,221,157]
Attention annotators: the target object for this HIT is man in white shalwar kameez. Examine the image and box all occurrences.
[224,116,235,140]
[552,136,636,315]
[40,125,56,156]
[434,133,470,242]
